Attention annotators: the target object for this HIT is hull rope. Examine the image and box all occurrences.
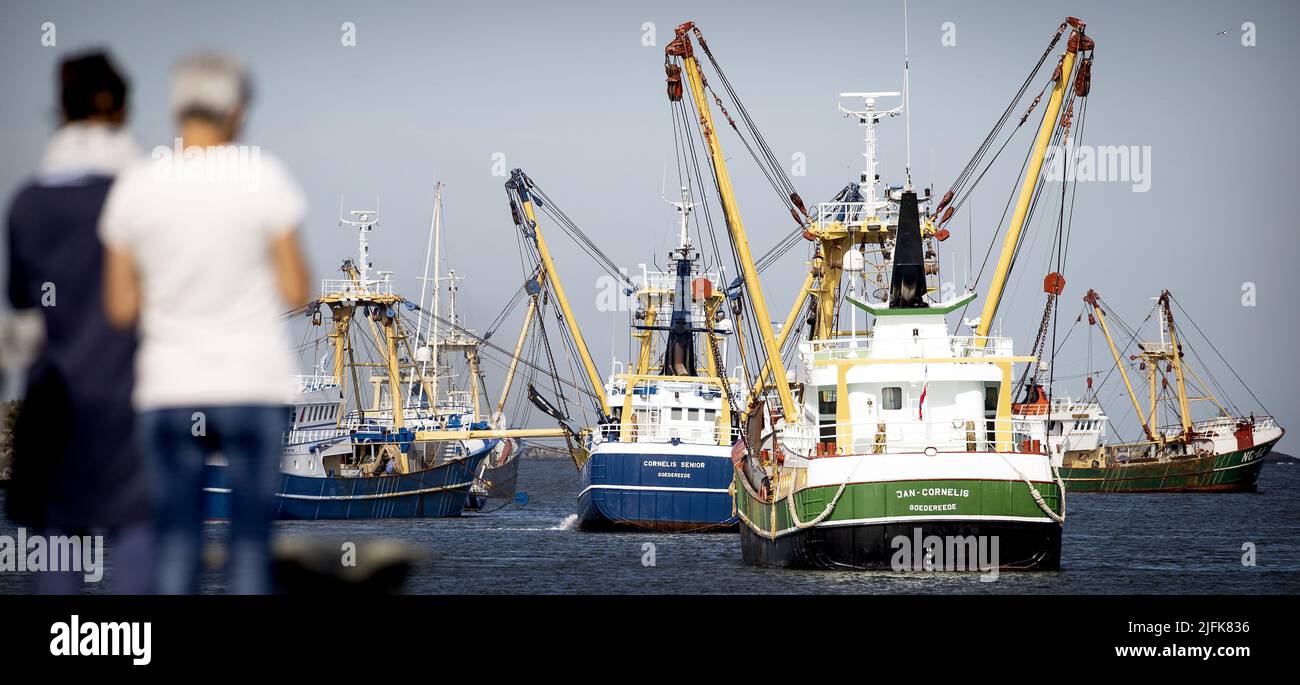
[996,452,1066,523]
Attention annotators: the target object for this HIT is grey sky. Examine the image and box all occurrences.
[2,0,1297,443]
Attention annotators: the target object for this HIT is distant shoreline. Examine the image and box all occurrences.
[1266,451,1298,465]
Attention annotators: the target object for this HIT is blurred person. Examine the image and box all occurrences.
[100,53,311,594]
[4,51,151,594]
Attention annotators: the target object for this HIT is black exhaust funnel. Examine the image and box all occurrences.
[888,190,928,309]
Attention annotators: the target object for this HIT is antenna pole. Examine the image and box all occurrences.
[414,182,442,404]
[903,0,913,189]
[430,186,443,407]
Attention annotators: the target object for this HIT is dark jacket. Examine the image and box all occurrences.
[5,173,148,529]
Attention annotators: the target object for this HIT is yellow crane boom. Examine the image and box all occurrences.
[1084,289,1156,442]
[506,170,612,418]
[976,19,1093,344]
[665,22,797,423]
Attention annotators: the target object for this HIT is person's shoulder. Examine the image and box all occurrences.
[5,176,105,225]
[248,149,305,224]
[7,178,44,215]
[251,149,299,184]
[116,157,160,185]
[96,158,159,202]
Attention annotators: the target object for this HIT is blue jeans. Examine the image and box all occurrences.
[137,405,289,594]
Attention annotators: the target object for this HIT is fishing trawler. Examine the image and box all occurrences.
[577,189,742,531]
[657,18,1095,569]
[732,187,1065,568]
[502,171,743,531]
[205,191,536,520]
[1048,289,1285,492]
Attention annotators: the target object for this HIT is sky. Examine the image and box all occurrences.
[2,0,1297,443]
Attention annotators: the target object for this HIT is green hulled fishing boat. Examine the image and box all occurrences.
[1049,289,1284,493]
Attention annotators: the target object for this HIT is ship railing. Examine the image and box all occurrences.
[801,335,1015,363]
[593,418,741,446]
[292,374,340,393]
[1160,414,1278,436]
[335,408,480,433]
[284,427,351,447]
[1014,397,1106,417]
[1048,397,1104,414]
[639,269,723,294]
[780,417,1044,457]
[319,278,395,297]
[813,201,897,231]
[610,374,741,398]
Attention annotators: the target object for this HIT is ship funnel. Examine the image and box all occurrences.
[888,190,928,309]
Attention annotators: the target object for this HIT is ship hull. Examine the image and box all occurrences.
[734,459,1064,571]
[1060,437,1279,493]
[740,518,1061,571]
[465,440,520,511]
[576,443,738,532]
[204,449,490,521]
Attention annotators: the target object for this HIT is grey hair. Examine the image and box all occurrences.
[169,52,252,123]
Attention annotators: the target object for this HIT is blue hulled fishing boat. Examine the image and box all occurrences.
[505,172,742,532]
[205,189,515,520]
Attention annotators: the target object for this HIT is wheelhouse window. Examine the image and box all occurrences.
[818,388,837,414]
[984,385,999,412]
[882,386,903,411]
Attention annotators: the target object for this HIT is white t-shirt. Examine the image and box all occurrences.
[99,145,305,410]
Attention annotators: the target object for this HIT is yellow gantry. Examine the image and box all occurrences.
[512,175,612,418]
[494,296,536,428]
[1159,291,1194,438]
[1085,289,1156,442]
[633,300,660,376]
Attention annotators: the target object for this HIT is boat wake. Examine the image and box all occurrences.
[551,514,579,531]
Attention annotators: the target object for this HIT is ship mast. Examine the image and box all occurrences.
[430,186,443,407]
[1158,290,1194,439]
[325,209,415,470]
[839,92,902,218]
[413,182,442,406]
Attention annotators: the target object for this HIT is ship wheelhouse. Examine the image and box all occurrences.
[783,294,1039,461]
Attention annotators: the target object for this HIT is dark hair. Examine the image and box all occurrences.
[59,51,128,122]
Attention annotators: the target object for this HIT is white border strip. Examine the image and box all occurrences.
[579,484,731,497]
[206,482,475,501]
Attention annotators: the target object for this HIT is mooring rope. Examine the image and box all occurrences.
[995,451,1066,523]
